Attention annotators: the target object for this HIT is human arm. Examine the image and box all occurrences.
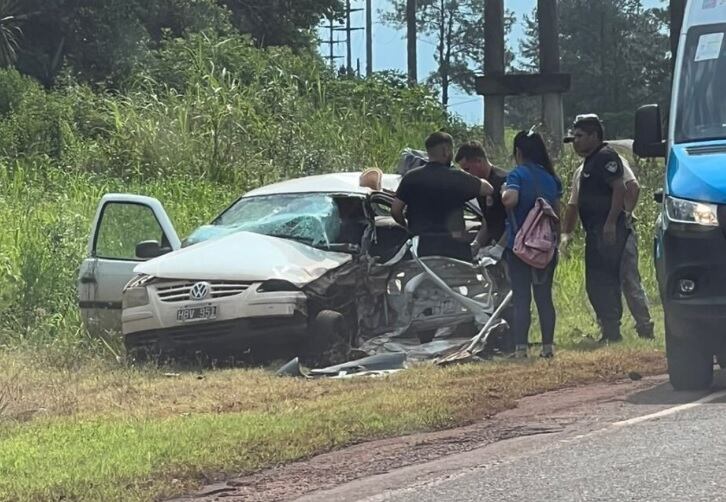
[391,198,407,228]
[479,179,494,197]
[471,221,489,254]
[624,179,639,214]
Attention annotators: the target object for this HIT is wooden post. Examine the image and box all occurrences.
[407,0,418,85]
[484,0,505,148]
[538,0,564,153]
[366,0,373,76]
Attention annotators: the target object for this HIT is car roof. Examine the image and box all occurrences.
[244,172,401,197]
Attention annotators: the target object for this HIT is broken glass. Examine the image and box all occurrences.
[185,194,344,249]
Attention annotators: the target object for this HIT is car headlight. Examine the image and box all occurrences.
[122,274,154,309]
[665,196,719,226]
[123,287,149,309]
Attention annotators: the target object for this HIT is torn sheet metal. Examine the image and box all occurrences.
[276,353,407,378]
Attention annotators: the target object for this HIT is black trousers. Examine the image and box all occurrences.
[417,235,472,261]
[584,224,629,339]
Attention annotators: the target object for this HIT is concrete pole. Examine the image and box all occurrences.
[484,0,505,148]
[366,0,373,76]
[538,0,564,153]
[407,0,418,85]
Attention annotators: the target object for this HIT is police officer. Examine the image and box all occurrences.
[392,132,493,260]
[454,141,508,257]
[561,116,627,342]
[562,117,654,339]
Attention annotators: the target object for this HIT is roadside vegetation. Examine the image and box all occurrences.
[0,7,669,501]
[0,348,665,501]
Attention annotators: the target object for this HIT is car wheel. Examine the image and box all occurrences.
[666,320,713,391]
[302,310,351,366]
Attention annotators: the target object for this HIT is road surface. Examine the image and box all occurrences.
[296,371,726,502]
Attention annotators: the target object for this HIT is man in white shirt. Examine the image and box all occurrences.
[561,120,654,340]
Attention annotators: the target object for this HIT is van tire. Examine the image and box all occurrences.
[666,321,713,391]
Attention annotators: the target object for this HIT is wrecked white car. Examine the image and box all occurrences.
[77,172,509,363]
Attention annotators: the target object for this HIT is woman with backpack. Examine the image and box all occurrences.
[501,130,562,359]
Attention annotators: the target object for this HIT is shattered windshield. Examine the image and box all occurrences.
[186,193,367,249]
[675,25,726,143]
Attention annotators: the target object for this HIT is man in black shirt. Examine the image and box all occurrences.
[392,132,494,261]
[567,116,627,343]
[454,141,508,255]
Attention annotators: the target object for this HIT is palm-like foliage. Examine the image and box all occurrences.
[0,0,22,67]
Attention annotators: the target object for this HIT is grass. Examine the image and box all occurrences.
[0,347,666,501]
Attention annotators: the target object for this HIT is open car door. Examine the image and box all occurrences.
[78,194,180,338]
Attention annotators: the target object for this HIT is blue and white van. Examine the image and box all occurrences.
[634,0,726,390]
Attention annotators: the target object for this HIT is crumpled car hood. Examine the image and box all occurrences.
[134,231,352,286]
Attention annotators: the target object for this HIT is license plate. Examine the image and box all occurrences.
[177,305,217,322]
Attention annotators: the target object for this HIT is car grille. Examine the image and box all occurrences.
[154,281,252,303]
[686,145,726,156]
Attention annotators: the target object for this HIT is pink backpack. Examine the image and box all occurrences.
[512,197,559,269]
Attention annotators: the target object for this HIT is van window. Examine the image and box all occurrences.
[675,24,726,143]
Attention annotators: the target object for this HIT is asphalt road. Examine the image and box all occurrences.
[297,371,726,502]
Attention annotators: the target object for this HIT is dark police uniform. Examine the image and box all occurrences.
[396,161,481,260]
[578,143,629,341]
[477,166,508,244]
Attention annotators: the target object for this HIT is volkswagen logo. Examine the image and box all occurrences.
[189,282,211,301]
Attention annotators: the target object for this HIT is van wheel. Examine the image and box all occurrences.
[666,321,713,391]
[302,310,350,367]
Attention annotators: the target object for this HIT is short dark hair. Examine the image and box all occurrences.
[455,141,488,163]
[425,131,454,151]
[573,116,604,141]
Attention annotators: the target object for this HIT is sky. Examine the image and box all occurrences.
[318,0,662,124]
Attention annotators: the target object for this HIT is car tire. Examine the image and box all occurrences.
[302,310,350,366]
[666,320,713,391]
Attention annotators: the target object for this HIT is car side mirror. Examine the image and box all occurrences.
[654,190,664,204]
[136,240,171,259]
[633,104,666,158]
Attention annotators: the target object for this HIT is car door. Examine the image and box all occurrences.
[78,194,181,337]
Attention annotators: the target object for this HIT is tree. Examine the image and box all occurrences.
[0,0,23,67]
[219,0,343,48]
[14,0,343,87]
[384,0,513,108]
[510,0,670,137]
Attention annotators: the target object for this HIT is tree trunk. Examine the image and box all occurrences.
[442,1,456,108]
[407,0,417,85]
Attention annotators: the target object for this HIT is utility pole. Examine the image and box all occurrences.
[407,0,417,85]
[366,0,373,76]
[321,16,344,69]
[484,0,505,147]
[334,0,364,75]
[538,0,564,152]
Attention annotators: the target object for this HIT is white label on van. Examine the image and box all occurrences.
[695,32,724,62]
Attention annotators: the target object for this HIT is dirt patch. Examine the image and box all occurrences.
[173,375,667,502]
